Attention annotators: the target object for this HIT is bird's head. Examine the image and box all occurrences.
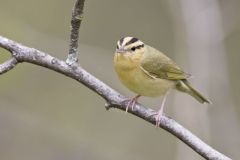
[115,36,145,56]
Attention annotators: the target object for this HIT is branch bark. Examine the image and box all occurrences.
[66,0,85,65]
[0,35,231,160]
[0,57,18,74]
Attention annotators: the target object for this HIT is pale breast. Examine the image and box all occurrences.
[115,64,175,97]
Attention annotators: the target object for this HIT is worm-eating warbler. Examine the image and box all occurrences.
[114,36,210,126]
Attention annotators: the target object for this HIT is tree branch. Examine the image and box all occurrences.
[0,35,231,160]
[0,57,18,74]
[66,0,85,65]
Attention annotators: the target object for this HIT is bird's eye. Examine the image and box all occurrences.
[131,47,136,51]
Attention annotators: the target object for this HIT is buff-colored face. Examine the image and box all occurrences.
[115,37,145,55]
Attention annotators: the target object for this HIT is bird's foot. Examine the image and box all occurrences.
[154,110,163,127]
[122,95,141,112]
[154,91,169,127]
[149,109,163,127]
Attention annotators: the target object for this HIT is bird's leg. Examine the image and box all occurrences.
[155,91,170,127]
[125,95,141,112]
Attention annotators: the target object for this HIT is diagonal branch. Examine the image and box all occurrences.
[0,35,231,160]
[0,57,18,74]
[66,0,86,65]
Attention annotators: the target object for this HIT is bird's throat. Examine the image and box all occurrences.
[114,52,143,70]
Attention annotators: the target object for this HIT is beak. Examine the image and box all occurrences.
[116,48,126,54]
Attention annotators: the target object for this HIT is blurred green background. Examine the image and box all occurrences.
[1,0,240,160]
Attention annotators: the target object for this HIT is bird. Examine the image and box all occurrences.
[113,36,210,126]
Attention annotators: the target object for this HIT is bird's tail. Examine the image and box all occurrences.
[176,80,211,104]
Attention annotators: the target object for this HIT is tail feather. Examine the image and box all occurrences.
[176,80,211,104]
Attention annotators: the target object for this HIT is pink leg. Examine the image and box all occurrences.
[126,95,141,112]
[155,91,170,127]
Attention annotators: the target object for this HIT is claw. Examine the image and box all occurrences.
[150,90,170,127]
[155,110,163,127]
[124,95,141,112]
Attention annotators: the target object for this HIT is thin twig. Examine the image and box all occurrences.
[0,57,18,74]
[0,35,232,160]
[66,0,85,65]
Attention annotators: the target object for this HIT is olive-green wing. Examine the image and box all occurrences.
[140,46,189,80]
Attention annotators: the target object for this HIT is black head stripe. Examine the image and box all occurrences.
[135,44,144,50]
[119,37,125,46]
[125,37,139,46]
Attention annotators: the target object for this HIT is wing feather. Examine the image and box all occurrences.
[140,45,190,80]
